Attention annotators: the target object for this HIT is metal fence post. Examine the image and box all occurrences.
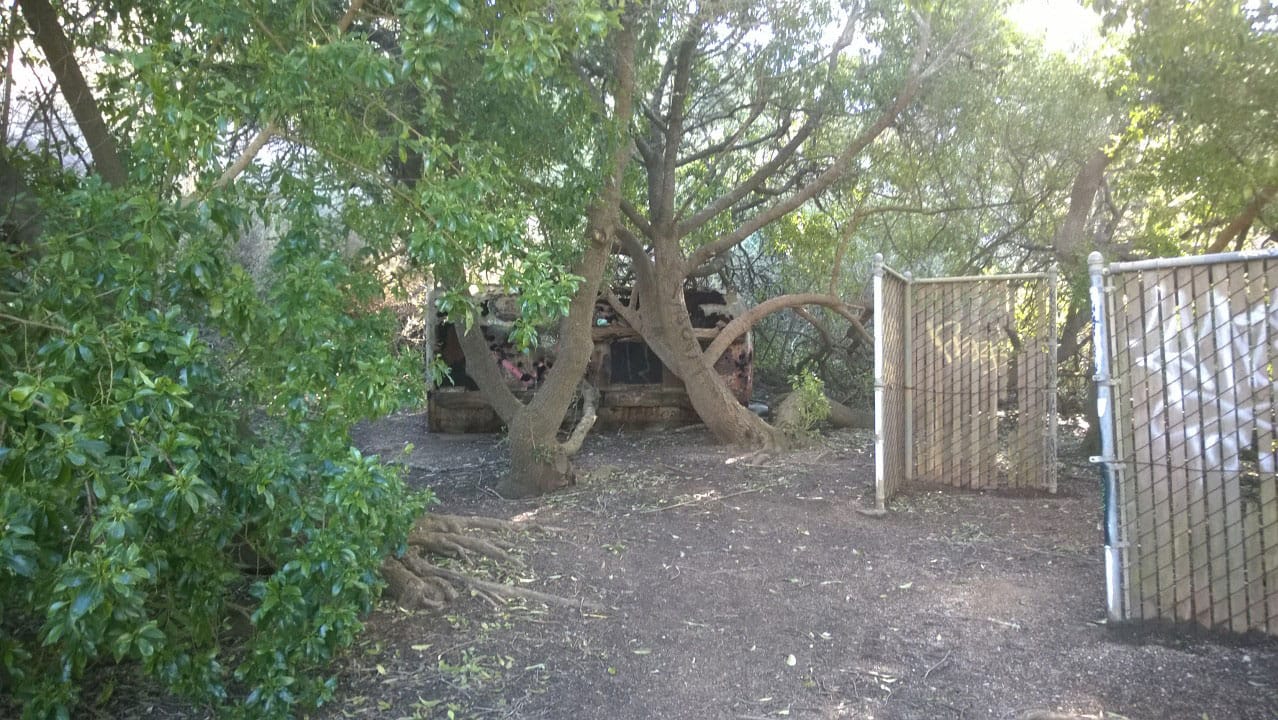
[1088,251,1123,622]
[1047,265,1059,494]
[903,271,914,484]
[873,254,887,512]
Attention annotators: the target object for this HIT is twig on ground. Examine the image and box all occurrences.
[1020,543,1091,562]
[922,648,952,681]
[640,487,760,513]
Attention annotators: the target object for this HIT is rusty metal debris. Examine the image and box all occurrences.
[426,289,753,432]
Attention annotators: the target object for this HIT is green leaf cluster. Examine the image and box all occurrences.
[783,368,831,437]
[0,162,427,718]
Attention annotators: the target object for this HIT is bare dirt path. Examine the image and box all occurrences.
[328,413,1278,720]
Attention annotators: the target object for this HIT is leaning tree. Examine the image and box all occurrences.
[581,0,981,451]
[1,0,638,713]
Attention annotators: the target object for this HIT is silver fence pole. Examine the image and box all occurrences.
[1047,265,1059,494]
[903,271,914,484]
[1087,251,1123,622]
[873,253,887,512]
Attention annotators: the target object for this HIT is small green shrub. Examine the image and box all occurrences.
[783,368,831,436]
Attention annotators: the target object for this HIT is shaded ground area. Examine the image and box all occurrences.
[331,414,1278,720]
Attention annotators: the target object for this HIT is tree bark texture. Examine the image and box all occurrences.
[1051,148,1110,272]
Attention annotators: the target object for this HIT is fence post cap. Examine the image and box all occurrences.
[1087,251,1104,270]
[872,253,884,275]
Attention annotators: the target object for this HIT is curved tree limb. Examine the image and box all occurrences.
[604,288,643,330]
[828,209,866,295]
[654,27,702,230]
[703,292,869,362]
[792,306,835,353]
[686,252,728,279]
[621,198,654,239]
[1051,147,1111,267]
[675,115,817,240]
[673,9,861,241]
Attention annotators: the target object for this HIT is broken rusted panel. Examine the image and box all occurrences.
[711,331,754,402]
[426,288,753,432]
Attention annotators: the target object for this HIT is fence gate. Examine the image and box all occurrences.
[1089,249,1278,635]
[873,255,1058,511]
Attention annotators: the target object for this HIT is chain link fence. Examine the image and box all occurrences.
[874,256,1058,511]
[1090,250,1278,635]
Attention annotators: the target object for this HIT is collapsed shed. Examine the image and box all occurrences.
[426,289,753,432]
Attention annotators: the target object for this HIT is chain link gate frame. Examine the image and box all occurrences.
[1090,249,1278,635]
[873,255,1059,512]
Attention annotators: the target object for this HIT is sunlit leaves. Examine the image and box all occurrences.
[1103,0,1278,252]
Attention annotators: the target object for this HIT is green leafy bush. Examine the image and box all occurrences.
[0,174,427,718]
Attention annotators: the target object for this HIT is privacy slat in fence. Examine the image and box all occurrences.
[1261,260,1278,634]
[874,263,1057,511]
[873,256,910,509]
[1091,249,1278,635]
[1109,271,1139,618]
[1165,269,1195,622]
[1221,265,1249,632]
[1185,264,1213,627]
[1202,263,1232,628]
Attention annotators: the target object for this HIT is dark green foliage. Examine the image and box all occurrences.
[0,166,427,718]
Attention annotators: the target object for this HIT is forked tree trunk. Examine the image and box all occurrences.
[451,19,636,497]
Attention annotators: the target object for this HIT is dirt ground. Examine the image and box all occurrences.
[318,413,1278,720]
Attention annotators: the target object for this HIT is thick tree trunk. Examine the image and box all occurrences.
[502,413,575,498]
[449,16,637,496]
[643,265,786,450]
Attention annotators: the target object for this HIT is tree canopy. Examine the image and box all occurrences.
[2,0,1274,716]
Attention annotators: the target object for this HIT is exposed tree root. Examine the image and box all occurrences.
[428,565,606,612]
[382,513,600,612]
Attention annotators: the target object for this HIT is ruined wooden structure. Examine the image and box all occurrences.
[426,289,753,432]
